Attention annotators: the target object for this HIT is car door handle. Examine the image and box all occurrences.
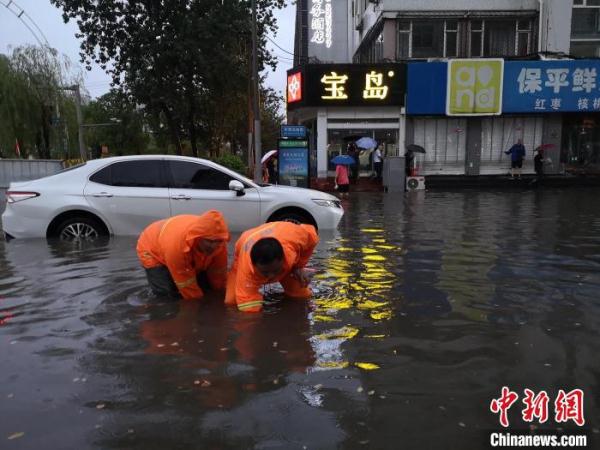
[91,192,113,198]
[170,194,191,200]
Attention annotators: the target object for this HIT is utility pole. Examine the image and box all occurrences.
[61,84,87,161]
[73,85,87,161]
[251,0,262,183]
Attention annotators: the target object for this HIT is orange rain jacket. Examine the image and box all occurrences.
[136,211,230,300]
[225,221,319,313]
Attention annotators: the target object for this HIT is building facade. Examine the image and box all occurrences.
[290,1,599,180]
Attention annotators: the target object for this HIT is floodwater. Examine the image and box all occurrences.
[1,189,600,449]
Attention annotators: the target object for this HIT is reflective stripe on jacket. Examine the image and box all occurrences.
[136,211,230,300]
[228,221,319,312]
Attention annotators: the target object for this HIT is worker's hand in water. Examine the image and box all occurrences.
[291,267,313,287]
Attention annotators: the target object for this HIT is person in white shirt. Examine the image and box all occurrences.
[372,146,383,181]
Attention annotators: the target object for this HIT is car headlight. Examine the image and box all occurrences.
[312,199,342,208]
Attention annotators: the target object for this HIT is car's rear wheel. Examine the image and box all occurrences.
[56,216,105,242]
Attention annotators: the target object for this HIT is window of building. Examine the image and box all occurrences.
[571,2,600,57]
[355,25,384,63]
[397,18,532,59]
[396,19,457,59]
[572,9,600,38]
[470,19,532,57]
[574,0,600,6]
[412,21,445,58]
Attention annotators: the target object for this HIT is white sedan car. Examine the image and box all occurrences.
[2,155,343,241]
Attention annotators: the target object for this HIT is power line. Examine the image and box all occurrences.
[266,35,294,56]
[1,0,50,47]
[273,53,295,62]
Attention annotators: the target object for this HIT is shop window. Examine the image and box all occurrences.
[327,129,398,174]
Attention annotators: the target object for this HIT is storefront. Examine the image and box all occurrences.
[286,64,406,179]
[406,58,600,176]
[288,58,600,179]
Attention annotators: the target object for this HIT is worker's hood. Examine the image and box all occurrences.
[184,210,230,252]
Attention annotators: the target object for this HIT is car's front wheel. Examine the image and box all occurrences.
[55,216,106,242]
[269,209,316,228]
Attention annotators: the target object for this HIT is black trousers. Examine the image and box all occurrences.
[144,266,210,300]
[374,161,382,180]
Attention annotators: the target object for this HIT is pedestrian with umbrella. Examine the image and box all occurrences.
[346,141,360,184]
[331,155,354,197]
[261,150,278,184]
[405,144,426,177]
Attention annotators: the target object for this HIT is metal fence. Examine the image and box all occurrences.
[0,159,64,188]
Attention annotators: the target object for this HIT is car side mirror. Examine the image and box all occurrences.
[229,179,245,197]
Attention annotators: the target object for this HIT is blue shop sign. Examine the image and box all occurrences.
[277,139,309,188]
[503,60,600,113]
[281,125,307,138]
[406,62,447,115]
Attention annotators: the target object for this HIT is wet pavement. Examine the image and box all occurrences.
[1,189,600,449]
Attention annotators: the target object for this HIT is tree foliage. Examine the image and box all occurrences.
[0,46,82,159]
[51,0,286,157]
[83,90,149,156]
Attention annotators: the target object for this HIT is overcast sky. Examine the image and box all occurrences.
[0,0,295,99]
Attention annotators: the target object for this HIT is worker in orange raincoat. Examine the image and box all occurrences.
[225,221,319,313]
[136,210,230,300]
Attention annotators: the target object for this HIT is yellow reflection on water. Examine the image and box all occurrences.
[310,233,401,370]
[355,362,380,370]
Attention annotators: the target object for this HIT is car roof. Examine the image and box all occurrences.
[83,154,257,187]
[85,154,213,165]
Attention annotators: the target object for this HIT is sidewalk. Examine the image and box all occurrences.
[310,174,600,193]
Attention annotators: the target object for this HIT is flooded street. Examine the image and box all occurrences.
[1,189,600,449]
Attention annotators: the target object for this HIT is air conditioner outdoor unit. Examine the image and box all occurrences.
[406,176,425,191]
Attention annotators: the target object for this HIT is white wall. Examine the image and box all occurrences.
[356,0,573,56]
[540,0,572,54]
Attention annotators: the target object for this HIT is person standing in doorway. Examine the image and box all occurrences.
[505,139,526,179]
[373,145,383,181]
[533,147,545,185]
[347,142,359,184]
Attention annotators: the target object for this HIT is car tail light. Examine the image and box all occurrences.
[6,191,40,203]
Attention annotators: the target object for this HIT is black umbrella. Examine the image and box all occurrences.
[406,144,426,154]
[343,135,366,142]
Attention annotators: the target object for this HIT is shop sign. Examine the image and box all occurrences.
[447,59,504,116]
[278,139,309,188]
[503,60,600,113]
[309,0,333,48]
[287,72,302,103]
[287,64,406,109]
[281,125,307,139]
[406,62,447,115]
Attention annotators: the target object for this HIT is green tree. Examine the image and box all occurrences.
[51,0,285,157]
[84,90,150,156]
[0,46,81,159]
